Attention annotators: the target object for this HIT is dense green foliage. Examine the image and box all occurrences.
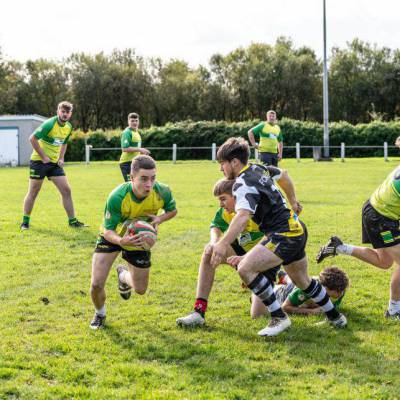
[1,38,400,129]
[1,159,400,399]
[65,119,400,161]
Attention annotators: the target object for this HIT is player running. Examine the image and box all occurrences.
[176,178,279,327]
[119,113,150,182]
[210,137,347,336]
[317,165,400,319]
[20,101,85,230]
[90,155,177,329]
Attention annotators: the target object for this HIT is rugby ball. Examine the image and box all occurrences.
[127,220,157,250]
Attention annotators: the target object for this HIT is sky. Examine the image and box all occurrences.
[1,0,399,67]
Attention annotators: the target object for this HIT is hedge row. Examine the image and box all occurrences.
[65,119,400,161]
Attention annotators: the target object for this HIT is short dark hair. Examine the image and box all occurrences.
[58,101,73,112]
[128,112,139,119]
[130,155,156,176]
[213,179,235,197]
[216,137,250,165]
[319,266,349,293]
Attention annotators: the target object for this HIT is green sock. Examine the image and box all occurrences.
[69,217,77,224]
[23,215,30,224]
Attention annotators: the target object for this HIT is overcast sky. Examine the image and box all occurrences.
[1,0,399,66]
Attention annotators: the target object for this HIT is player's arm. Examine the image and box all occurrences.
[247,129,258,149]
[123,146,150,155]
[275,169,302,215]
[147,184,177,229]
[58,144,68,166]
[29,135,50,163]
[277,141,283,161]
[281,298,322,315]
[210,209,251,268]
[103,228,145,247]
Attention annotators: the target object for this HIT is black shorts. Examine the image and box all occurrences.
[230,240,280,283]
[94,236,151,268]
[259,152,278,167]
[29,160,65,180]
[261,222,308,266]
[362,200,400,249]
[119,162,131,182]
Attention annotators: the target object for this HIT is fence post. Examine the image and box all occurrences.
[85,145,92,165]
[254,148,259,161]
[384,142,388,162]
[172,144,177,164]
[296,143,300,162]
[341,143,345,162]
[212,143,217,162]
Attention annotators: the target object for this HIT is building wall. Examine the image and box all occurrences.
[0,117,46,166]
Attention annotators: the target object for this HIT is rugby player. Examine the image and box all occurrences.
[21,101,85,230]
[210,137,347,336]
[176,178,279,327]
[90,155,177,329]
[119,113,150,182]
[317,165,400,319]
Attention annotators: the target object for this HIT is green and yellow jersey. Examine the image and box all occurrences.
[251,122,282,153]
[31,116,73,162]
[210,208,264,252]
[99,181,176,250]
[288,282,345,308]
[370,166,400,220]
[119,127,142,164]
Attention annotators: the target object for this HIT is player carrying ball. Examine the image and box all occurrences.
[90,155,177,329]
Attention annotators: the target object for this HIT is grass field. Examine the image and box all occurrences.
[1,158,400,399]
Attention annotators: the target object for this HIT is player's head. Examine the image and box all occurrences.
[128,112,140,129]
[130,155,156,198]
[57,101,73,123]
[213,179,235,213]
[217,137,250,179]
[266,110,277,124]
[319,266,349,300]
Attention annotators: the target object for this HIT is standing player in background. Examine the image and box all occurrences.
[20,101,85,230]
[317,165,400,319]
[90,155,177,329]
[176,178,279,327]
[211,137,347,336]
[119,113,150,182]
[248,110,283,166]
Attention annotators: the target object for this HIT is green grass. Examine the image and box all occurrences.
[1,158,400,399]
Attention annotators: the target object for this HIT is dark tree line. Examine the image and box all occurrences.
[1,37,400,130]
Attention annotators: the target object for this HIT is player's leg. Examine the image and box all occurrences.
[90,251,119,329]
[22,178,44,229]
[237,243,290,336]
[50,174,85,227]
[176,244,237,327]
[119,162,131,182]
[285,257,346,327]
[380,245,400,318]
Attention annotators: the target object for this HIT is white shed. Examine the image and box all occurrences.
[0,115,47,166]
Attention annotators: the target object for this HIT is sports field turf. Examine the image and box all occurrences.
[1,158,400,399]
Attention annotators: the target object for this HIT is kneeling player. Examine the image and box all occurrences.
[247,266,348,318]
[176,179,279,327]
[90,155,177,329]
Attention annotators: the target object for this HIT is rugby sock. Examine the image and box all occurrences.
[68,217,77,225]
[22,215,30,224]
[194,298,208,317]
[336,244,354,255]
[95,305,106,317]
[388,299,400,315]
[304,279,340,320]
[248,274,286,318]
[119,269,132,288]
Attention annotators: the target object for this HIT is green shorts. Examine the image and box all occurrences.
[95,236,151,268]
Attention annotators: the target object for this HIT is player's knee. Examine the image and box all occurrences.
[61,186,72,197]
[134,286,147,295]
[90,282,104,293]
[237,262,250,280]
[379,260,393,270]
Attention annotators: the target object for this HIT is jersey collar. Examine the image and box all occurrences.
[239,164,251,175]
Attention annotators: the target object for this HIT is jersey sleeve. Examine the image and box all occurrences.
[287,287,309,306]
[277,128,283,142]
[333,293,345,308]
[62,122,73,144]
[233,177,260,213]
[121,129,132,149]
[265,166,283,181]
[156,182,177,212]
[210,208,229,232]
[103,192,124,231]
[251,122,265,138]
[33,117,56,139]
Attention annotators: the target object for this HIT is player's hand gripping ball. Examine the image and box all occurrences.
[127,220,157,250]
